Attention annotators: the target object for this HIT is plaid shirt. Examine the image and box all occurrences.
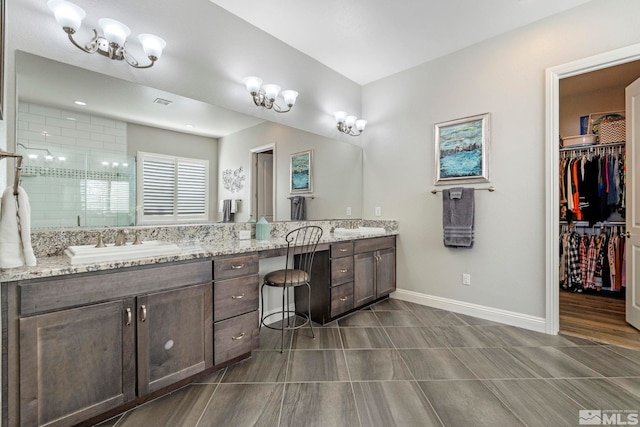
[567,232,582,290]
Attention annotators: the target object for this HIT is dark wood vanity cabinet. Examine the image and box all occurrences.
[212,253,260,365]
[5,259,213,427]
[303,236,396,325]
[354,236,396,306]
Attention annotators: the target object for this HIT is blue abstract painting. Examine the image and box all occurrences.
[435,114,489,184]
[290,150,312,192]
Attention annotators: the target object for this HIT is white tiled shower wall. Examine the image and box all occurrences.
[17,102,134,228]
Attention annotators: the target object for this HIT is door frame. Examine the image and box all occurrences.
[545,43,640,334]
[250,142,277,221]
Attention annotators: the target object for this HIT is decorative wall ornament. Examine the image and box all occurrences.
[222,167,246,193]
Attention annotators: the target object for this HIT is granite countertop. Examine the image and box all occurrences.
[0,231,398,282]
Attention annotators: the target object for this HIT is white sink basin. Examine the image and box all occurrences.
[333,227,387,236]
[65,240,182,265]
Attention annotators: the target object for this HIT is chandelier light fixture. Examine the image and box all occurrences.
[47,0,166,69]
[334,111,367,136]
[243,76,298,113]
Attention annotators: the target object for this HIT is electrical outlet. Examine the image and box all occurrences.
[462,273,471,285]
[375,207,381,216]
[346,207,352,216]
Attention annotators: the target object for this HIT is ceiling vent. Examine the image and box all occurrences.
[153,98,173,106]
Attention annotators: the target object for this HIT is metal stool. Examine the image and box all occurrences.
[260,226,322,352]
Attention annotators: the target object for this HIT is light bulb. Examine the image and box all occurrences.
[98,18,131,46]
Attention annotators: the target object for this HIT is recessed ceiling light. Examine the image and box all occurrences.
[74,100,87,106]
[102,161,109,166]
[66,117,77,121]
[185,124,194,128]
[58,157,66,161]
[122,163,129,167]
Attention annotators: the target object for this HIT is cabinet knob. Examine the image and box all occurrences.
[232,332,246,340]
[339,269,348,273]
[231,264,245,270]
[339,296,349,302]
[339,248,348,252]
[232,293,245,299]
[140,305,147,322]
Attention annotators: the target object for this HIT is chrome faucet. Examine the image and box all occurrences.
[115,229,128,246]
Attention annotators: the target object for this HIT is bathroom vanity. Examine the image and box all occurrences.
[1,221,397,426]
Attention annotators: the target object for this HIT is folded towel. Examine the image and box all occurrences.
[290,196,306,220]
[443,187,474,248]
[0,186,37,268]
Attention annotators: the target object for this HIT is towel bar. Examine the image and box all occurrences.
[431,186,495,195]
[0,150,23,195]
[287,195,315,199]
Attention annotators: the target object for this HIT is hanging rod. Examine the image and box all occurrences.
[287,195,315,199]
[431,186,495,195]
[0,150,23,196]
[559,141,625,152]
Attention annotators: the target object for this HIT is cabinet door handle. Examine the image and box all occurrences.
[231,264,245,270]
[232,332,246,340]
[232,293,245,299]
[125,307,132,326]
[339,269,348,273]
[339,248,348,252]
[140,305,147,323]
[339,296,349,302]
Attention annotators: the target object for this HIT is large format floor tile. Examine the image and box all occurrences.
[101,298,640,427]
[418,380,525,427]
[353,381,443,427]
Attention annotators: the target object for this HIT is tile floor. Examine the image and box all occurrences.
[98,299,640,427]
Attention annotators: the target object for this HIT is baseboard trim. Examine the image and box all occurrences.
[392,289,547,333]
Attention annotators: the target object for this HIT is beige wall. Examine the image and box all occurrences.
[361,0,640,320]
[560,86,625,138]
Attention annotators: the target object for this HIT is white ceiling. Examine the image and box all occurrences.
[209,0,593,85]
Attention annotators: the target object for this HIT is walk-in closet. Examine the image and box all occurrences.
[558,62,640,348]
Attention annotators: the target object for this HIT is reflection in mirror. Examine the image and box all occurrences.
[16,51,363,228]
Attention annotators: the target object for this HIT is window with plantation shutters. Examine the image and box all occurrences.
[137,152,209,224]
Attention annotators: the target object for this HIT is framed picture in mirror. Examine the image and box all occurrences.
[290,150,313,193]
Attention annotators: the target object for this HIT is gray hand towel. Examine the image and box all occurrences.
[222,199,233,222]
[290,196,306,220]
[443,187,474,248]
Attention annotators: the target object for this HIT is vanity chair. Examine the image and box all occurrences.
[260,225,323,352]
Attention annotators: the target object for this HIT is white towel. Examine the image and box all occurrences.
[0,186,37,268]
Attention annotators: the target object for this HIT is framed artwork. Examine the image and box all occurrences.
[290,150,313,193]
[434,113,490,185]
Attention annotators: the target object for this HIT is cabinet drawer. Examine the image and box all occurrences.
[331,282,354,318]
[331,242,353,258]
[331,257,353,285]
[213,253,259,281]
[214,311,259,364]
[214,275,259,322]
[354,236,395,254]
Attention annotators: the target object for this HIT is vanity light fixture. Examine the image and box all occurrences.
[47,0,166,69]
[243,76,298,113]
[334,111,367,137]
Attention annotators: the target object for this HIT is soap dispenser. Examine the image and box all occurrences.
[256,216,271,240]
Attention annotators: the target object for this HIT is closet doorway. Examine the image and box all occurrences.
[549,51,640,348]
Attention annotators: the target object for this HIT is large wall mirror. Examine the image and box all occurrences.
[15,51,363,228]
